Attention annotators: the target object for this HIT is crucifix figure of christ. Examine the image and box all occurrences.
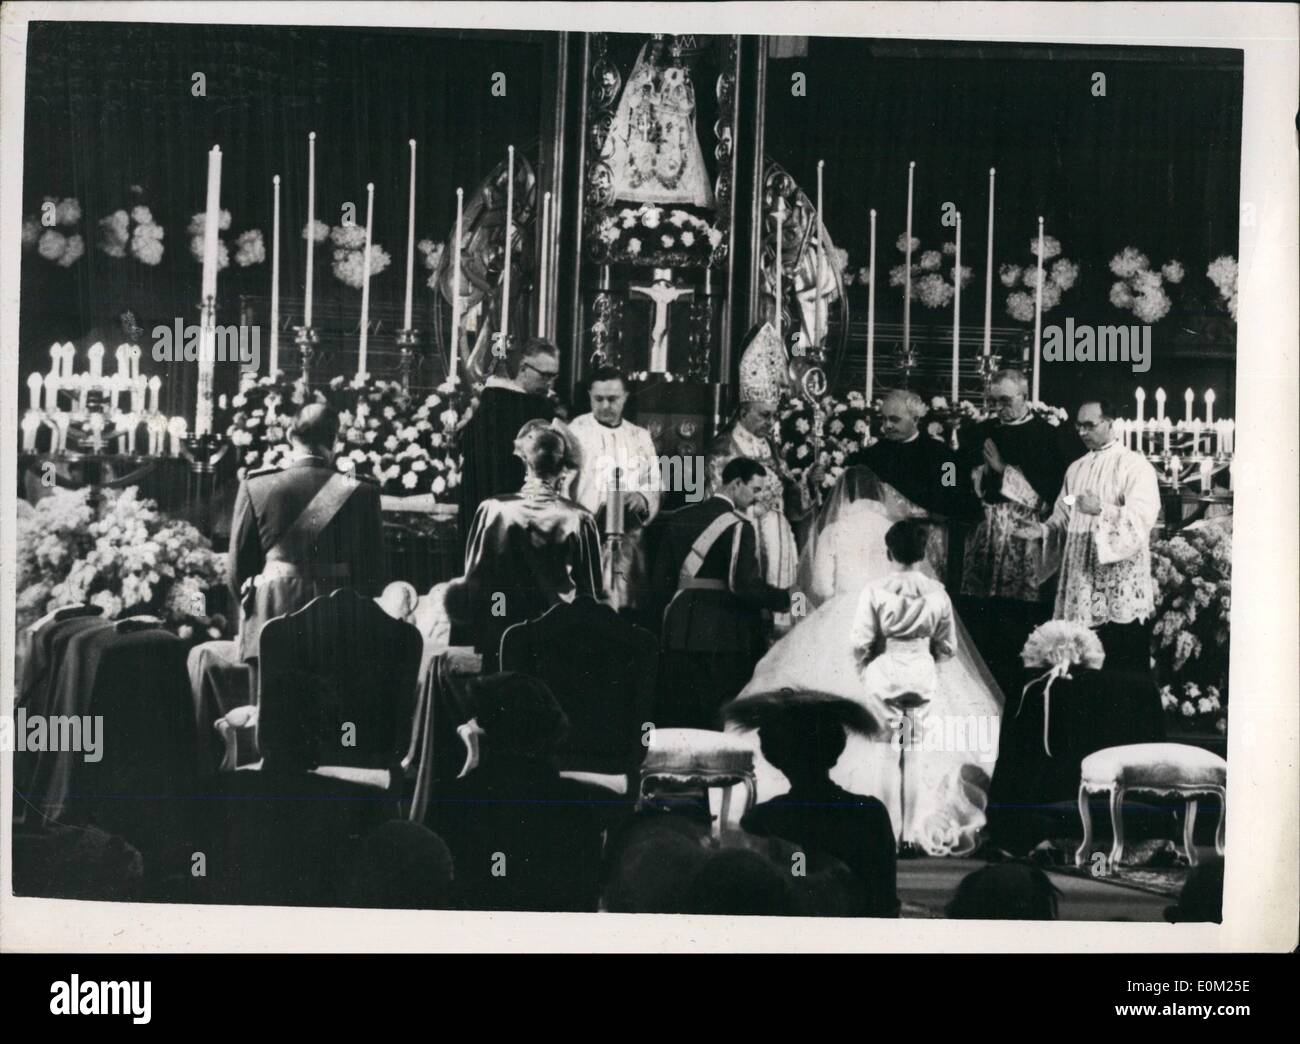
[630,267,694,373]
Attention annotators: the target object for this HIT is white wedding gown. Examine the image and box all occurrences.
[724,497,1004,856]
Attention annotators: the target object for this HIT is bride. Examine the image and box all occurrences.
[724,466,1003,856]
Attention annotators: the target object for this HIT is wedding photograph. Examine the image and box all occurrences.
[1,2,1295,961]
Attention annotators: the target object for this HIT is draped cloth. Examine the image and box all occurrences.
[724,466,1003,856]
[1041,440,1161,628]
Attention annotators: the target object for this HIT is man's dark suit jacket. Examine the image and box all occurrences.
[229,455,385,658]
[653,495,791,654]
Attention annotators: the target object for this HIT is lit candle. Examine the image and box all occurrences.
[27,373,42,411]
[201,146,222,302]
[403,139,417,331]
[1134,386,1145,425]
[1031,216,1045,403]
[87,342,104,380]
[357,182,375,380]
[62,342,77,380]
[270,174,281,376]
[1162,416,1171,454]
[450,187,464,375]
[168,416,188,456]
[1184,387,1194,424]
[46,345,61,410]
[148,375,161,414]
[951,210,961,401]
[815,158,825,348]
[866,207,876,403]
[537,190,551,336]
[983,168,995,357]
[1154,386,1166,422]
[500,145,515,346]
[21,410,41,452]
[1204,388,1215,427]
[305,131,316,328]
[903,161,915,358]
[115,343,131,378]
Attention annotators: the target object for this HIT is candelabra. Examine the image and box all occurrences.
[294,325,320,386]
[395,327,420,392]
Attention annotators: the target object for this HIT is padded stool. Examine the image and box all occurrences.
[1075,742,1227,870]
[637,728,757,837]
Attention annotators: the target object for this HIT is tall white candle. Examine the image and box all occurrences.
[538,190,551,336]
[815,158,825,347]
[1204,388,1215,426]
[500,146,515,345]
[404,139,417,330]
[866,208,877,402]
[1031,217,1045,403]
[903,161,915,357]
[1184,388,1194,423]
[201,146,222,302]
[1155,386,1166,422]
[305,131,317,328]
[450,187,464,375]
[270,175,281,375]
[983,168,995,357]
[357,182,375,379]
[774,198,785,343]
[951,210,961,401]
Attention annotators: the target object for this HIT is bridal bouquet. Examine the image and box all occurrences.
[15,487,227,638]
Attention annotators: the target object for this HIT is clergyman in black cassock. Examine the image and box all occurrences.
[654,460,791,729]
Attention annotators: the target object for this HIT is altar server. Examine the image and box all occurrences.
[1023,399,1161,672]
[567,366,660,611]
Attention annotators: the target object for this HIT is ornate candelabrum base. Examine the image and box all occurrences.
[294,325,320,387]
[180,433,232,540]
[396,328,420,392]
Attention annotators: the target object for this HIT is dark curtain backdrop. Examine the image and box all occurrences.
[763,38,1243,412]
[20,22,549,411]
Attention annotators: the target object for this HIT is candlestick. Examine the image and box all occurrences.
[866,208,877,403]
[305,132,316,327]
[1184,388,1194,424]
[1031,216,1045,403]
[903,161,915,359]
[148,375,161,414]
[538,189,551,336]
[358,182,375,380]
[27,373,42,412]
[270,174,281,376]
[983,168,995,357]
[499,146,515,349]
[450,187,464,375]
[201,146,223,302]
[1154,386,1166,422]
[1204,388,1215,427]
[1199,457,1212,493]
[952,210,961,401]
[815,158,825,348]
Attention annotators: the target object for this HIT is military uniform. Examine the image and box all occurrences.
[230,454,386,661]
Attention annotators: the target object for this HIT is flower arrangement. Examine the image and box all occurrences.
[418,238,445,290]
[188,209,265,270]
[329,223,391,288]
[1108,247,1183,323]
[890,235,973,310]
[1206,255,1238,321]
[15,487,227,638]
[1160,681,1226,734]
[23,196,86,267]
[777,390,875,491]
[1150,523,1232,697]
[97,191,165,265]
[1001,236,1078,322]
[589,203,725,268]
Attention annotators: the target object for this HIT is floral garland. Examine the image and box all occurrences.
[589,202,725,268]
[15,487,227,638]
[221,371,471,501]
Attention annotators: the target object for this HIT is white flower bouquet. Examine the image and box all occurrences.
[590,203,724,267]
[24,196,86,267]
[1108,246,1183,324]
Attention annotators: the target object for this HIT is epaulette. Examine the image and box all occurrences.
[244,464,285,480]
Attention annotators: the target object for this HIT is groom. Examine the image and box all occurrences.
[654,458,791,729]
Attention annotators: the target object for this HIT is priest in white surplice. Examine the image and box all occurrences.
[1020,399,1161,672]
[568,366,661,611]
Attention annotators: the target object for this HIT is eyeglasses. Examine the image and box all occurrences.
[991,396,1023,407]
[1075,420,1107,431]
[521,361,559,383]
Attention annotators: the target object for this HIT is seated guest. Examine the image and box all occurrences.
[445,424,603,670]
[946,863,1062,920]
[654,457,792,728]
[426,672,605,912]
[739,699,900,917]
[335,821,456,910]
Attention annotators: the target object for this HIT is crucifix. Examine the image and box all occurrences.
[629,267,694,373]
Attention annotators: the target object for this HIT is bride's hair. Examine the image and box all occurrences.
[885,519,928,565]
